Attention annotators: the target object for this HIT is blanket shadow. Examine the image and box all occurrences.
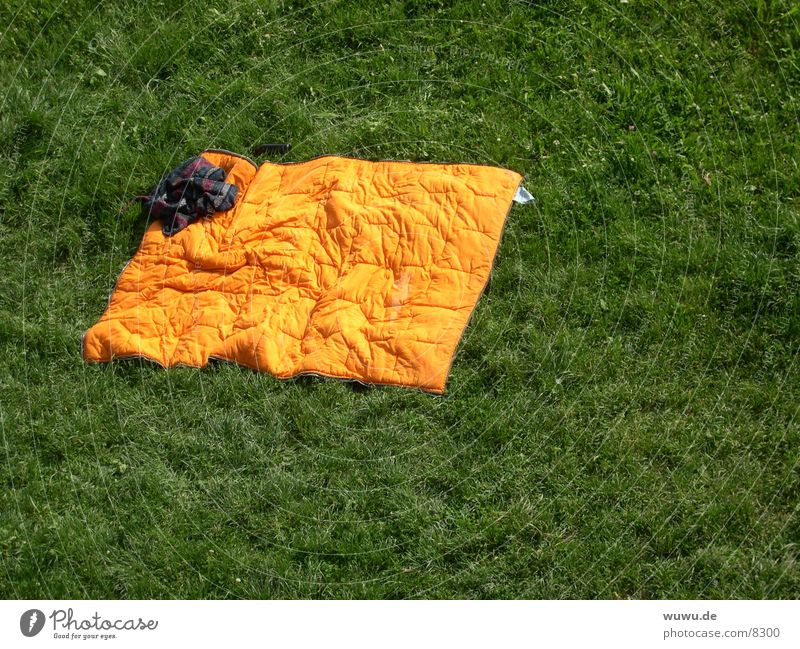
[94,353,374,394]
[288,373,373,393]
[205,359,374,393]
[119,202,153,256]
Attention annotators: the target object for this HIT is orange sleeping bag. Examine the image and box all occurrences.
[82,151,523,393]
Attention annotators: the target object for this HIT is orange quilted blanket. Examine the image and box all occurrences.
[82,150,523,393]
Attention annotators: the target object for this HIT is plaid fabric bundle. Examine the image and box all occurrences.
[137,156,238,236]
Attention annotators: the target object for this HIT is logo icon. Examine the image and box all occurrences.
[20,609,45,637]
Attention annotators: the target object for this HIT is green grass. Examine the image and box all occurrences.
[1,0,799,598]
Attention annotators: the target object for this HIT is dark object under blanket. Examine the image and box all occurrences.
[136,156,238,235]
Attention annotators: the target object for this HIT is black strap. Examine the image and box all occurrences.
[251,143,292,157]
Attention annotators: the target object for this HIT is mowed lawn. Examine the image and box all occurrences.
[1,0,798,598]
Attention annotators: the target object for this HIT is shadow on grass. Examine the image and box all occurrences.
[99,355,374,394]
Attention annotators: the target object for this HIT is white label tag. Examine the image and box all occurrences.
[513,185,534,204]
